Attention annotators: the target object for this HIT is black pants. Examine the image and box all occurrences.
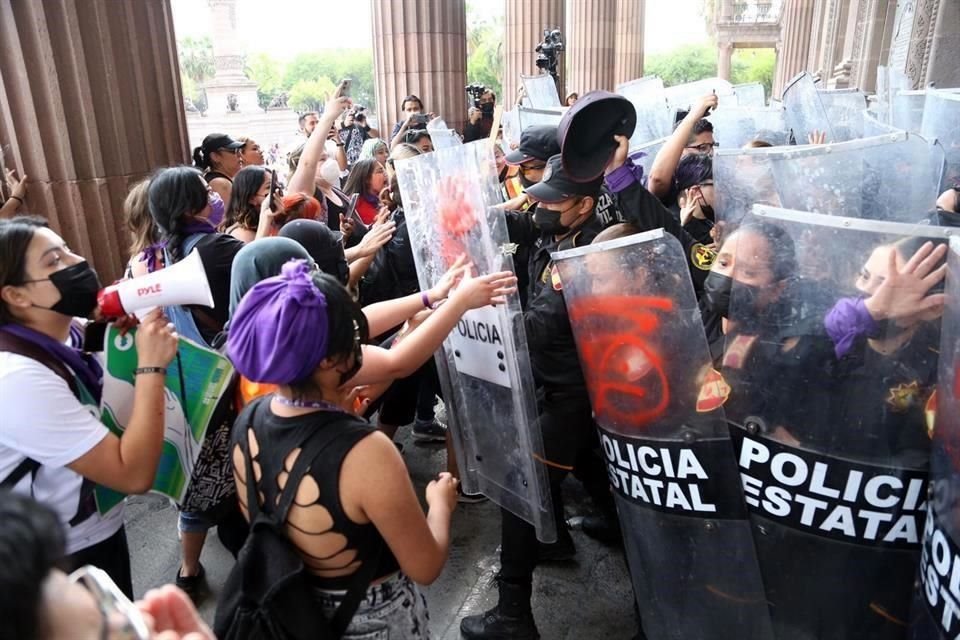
[499,389,613,583]
[66,526,133,598]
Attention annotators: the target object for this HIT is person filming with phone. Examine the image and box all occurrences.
[389,95,434,150]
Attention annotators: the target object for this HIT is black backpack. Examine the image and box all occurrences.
[214,400,382,640]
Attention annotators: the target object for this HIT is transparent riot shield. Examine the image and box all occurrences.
[395,141,557,542]
[501,109,521,150]
[520,73,561,108]
[783,72,834,142]
[817,89,867,141]
[715,132,945,226]
[893,90,928,134]
[517,106,565,132]
[921,90,960,190]
[707,106,788,149]
[910,237,960,639]
[862,110,902,137]
[616,76,672,148]
[664,77,735,115]
[724,206,952,640]
[552,230,773,640]
[426,118,462,150]
[630,137,667,181]
[733,82,766,108]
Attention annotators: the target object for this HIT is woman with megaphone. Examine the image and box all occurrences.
[0,215,179,597]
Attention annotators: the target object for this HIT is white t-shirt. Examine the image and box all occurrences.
[0,352,124,554]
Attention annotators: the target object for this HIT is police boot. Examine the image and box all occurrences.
[459,578,539,639]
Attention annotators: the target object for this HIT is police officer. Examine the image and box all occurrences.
[460,154,617,640]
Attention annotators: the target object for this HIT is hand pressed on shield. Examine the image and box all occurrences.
[448,265,517,310]
[863,241,947,323]
[429,254,470,303]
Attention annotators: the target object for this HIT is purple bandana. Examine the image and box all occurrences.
[0,323,104,404]
[227,260,330,384]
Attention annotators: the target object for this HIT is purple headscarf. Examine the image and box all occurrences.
[227,259,330,384]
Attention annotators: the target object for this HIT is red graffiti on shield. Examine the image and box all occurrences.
[567,295,674,432]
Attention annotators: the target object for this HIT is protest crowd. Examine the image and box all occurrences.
[2,31,960,640]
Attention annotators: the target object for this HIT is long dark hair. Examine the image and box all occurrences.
[147,166,209,262]
[221,166,268,231]
[342,159,380,197]
[0,216,49,324]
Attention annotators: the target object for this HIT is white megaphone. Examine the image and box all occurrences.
[97,250,214,318]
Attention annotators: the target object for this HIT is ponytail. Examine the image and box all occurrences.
[192,146,209,170]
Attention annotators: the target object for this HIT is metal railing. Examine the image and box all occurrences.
[723,1,782,24]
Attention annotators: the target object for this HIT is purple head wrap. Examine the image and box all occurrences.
[227,259,330,384]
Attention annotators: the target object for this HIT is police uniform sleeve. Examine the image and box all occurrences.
[611,176,711,291]
[503,209,539,247]
[522,281,569,352]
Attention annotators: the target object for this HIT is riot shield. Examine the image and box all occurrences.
[664,77,735,116]
[426,118,462,150]
[552,230,773,640]
[910,237,960,639]
[921,90,960,190]
[616,76,672,148]
[733,82,766,108]
[893,90,927,134]
[630,137,667,181]
[520,73,561,108]
[395,141,557,542]
[783,72,834,142]
[817,89,867,141]
[707,106,788,149]
[501,109,521,150]
[714,132,944,226]
[517,106,565,132]
[862,110,902,138]
[724,205,952,639]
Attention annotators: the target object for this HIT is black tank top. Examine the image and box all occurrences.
[231,398,401,588]
[205,170,232,183]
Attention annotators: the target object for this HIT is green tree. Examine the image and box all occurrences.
[282,50,375,109]
[246,52,285,110]
[731,48,776,101]
[466,4,503,98]
[177,36,215,84]
[644,44,718,87]
[289,77,337,113]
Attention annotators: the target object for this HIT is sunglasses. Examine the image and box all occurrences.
[685,142,720,153]
[68,565,151,640]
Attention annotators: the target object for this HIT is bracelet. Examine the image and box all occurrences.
[421,291,435,310]
[134,366,167,376]
[335,143,345,147]
[10,195,23,204]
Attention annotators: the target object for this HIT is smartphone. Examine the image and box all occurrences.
[268,169,278,211]
[339,78,352,98]
[345,193,361,224]
[412,113,430,125]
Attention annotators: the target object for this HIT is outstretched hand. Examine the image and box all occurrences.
[863,241,947,323]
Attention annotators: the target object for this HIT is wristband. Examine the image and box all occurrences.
[421,291,435,310]
[134,366,167,376]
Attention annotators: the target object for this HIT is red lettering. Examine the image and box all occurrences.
[568,296,673,432]
[136,283,162,296]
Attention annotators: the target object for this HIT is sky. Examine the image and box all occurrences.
[170,0,709,59]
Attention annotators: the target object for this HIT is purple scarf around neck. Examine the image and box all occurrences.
[1,323,104,404]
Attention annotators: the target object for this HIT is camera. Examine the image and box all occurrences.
[535,28,564,80]
[465,83,487,109]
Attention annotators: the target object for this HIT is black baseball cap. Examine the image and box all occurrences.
[558,91,636,182]
[505,125,560,165]
[525,154,603,204]
[201,133,244,153]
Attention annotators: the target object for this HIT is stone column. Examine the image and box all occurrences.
[773,0,818,98]
[613,0,645,87]
[504,0,565,107]
[372,0,468,137]
[718,43,735,81]
[903,0,960,89]
[565,0,617,94]
[0,0,189,282]
[205,0,259,115]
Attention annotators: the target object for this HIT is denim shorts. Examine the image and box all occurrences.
[314,572,431,639]
[177,509,215,534]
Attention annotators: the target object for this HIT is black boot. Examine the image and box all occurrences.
[460,578,539,639]
[536,527,576,563]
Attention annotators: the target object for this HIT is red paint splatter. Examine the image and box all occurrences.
[435,176,480,267]
[568,295,674,432]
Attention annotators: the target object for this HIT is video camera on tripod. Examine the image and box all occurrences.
[535,28,563,80]
[465,83,487,109]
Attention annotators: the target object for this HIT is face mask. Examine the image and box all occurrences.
[702,271,732,317]
[699,202,715,222]
[533,205,572,236]
[207,191,225,227]
[481,103,494,116]
[29,261,101,318]
[319,159,341,186]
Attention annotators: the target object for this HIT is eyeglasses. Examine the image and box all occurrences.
[68,565,151,640]
[685,142,720,154]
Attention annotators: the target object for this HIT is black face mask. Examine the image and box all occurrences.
[533,205,571,236]
[700,202,716,222]
[481,103,494,116]
[702,271,732,317]
[28,261,101,318]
